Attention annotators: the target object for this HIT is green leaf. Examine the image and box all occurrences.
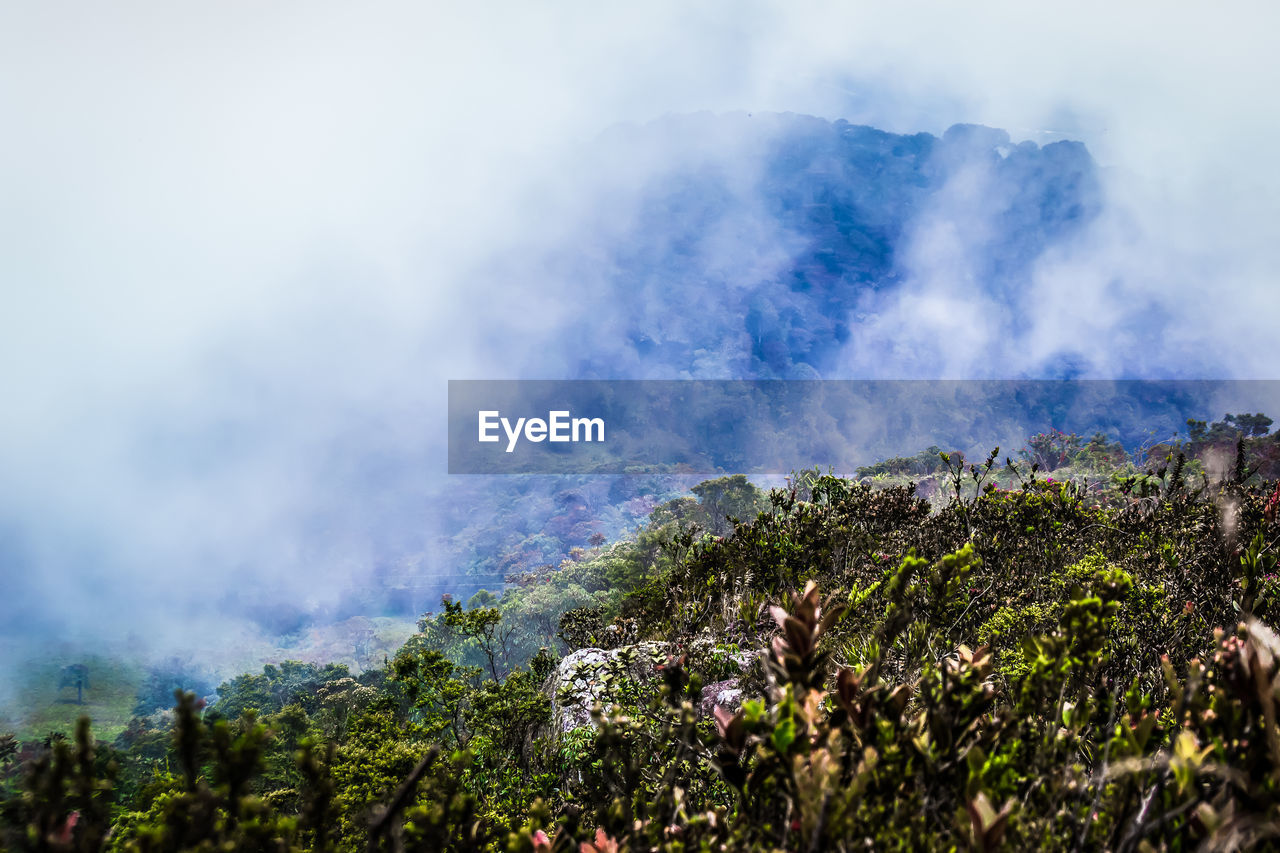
[772,718,796,754]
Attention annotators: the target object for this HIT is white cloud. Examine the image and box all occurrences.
[2,0,1278,675]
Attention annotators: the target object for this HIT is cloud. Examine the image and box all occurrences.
[1,1,1278,689]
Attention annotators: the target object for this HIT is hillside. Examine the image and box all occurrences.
[6,415,1280,850]
[541,114,1100,380]
[369,115,1108,618]
[0,115,1111,672]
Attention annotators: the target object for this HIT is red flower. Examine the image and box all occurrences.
[580,828,619,853]
[53,811,79,845]
[1265,481,1280,525]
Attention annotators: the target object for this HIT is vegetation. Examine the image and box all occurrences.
[0,658,145,746]
[6,419,1280,850]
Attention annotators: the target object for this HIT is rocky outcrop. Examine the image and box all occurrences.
[698,678,744,718]
[546,642,669,734]
[544,640,758,734]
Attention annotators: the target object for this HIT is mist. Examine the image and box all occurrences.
[2,2,1279,698]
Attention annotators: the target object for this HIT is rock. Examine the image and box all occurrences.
[698,678,744,719]
[543,641,756,734]
[545,642,669,734]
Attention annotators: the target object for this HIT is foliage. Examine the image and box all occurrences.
[10,421,1280,850]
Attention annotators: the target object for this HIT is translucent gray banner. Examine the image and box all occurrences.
[447,380,1280,474]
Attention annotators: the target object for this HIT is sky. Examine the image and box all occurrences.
[2,1,1279,686]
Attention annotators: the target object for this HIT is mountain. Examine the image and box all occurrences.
[408,115,1107,602]
[530,112,1100,380]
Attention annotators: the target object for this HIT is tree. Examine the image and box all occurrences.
[1226,412,1273,437]
[690,474,768,535]
[417,593,520,682]
[57,664,89,705]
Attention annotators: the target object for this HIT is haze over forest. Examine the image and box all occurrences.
[3,2,1279,697]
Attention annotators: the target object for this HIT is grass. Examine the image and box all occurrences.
[0,618,419,745]
[0,654,144,744]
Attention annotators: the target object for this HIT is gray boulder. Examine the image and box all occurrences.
[546,642,669,734]
[698,678,744,718]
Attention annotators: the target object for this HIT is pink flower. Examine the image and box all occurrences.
[54,811,79,845]
[580,828,619,853]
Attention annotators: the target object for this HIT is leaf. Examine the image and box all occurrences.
[966,792,1015,852]
[965,744,987,775]
[712,704,734,738]
[836,668,861,704]
[818,603,847,635]
[772,718,796,754]
[783,616,812,657]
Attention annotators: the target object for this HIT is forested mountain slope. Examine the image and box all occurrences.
[7,418,1280,850]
